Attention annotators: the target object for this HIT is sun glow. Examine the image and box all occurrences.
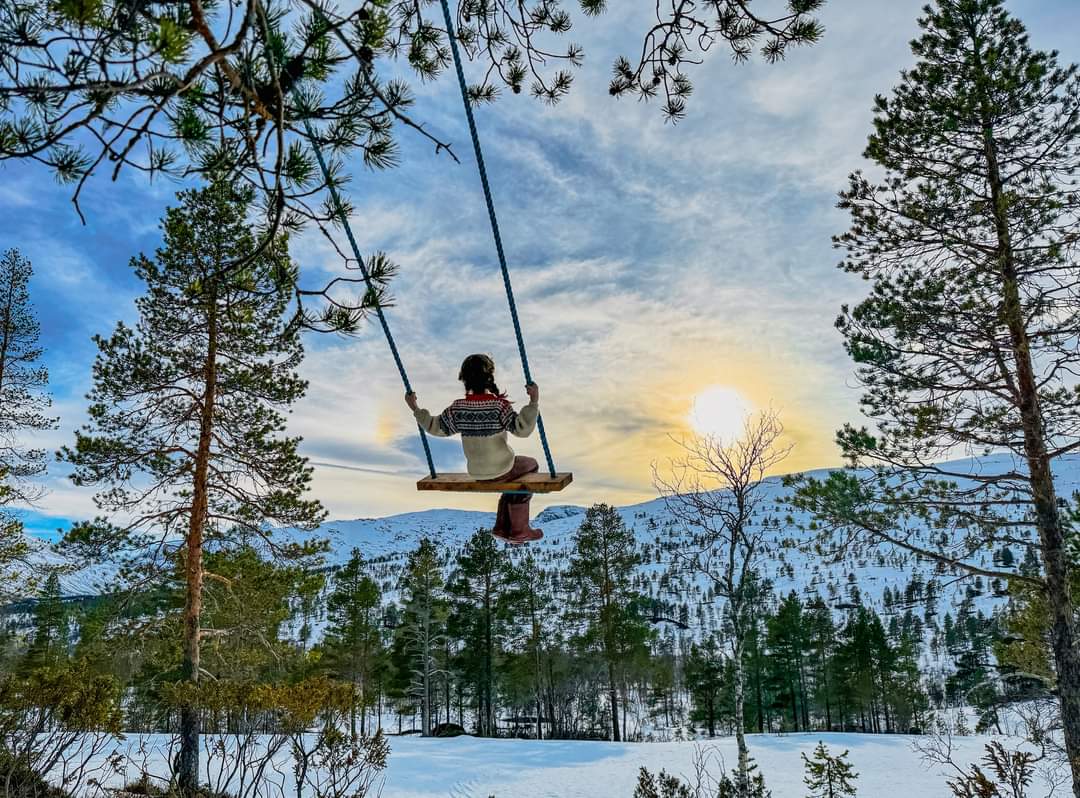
[689,385,754,442]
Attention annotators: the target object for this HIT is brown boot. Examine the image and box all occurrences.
[491,496,513,542]
[507,501,543,545]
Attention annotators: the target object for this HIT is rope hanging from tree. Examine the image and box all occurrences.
[435,0,558,480]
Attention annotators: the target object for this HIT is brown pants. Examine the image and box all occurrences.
[488,456,538,532]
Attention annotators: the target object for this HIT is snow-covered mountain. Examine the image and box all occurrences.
[34,454,1080,640]
[307,452,1076,593]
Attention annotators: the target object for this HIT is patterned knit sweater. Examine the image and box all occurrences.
[414,393,539,479]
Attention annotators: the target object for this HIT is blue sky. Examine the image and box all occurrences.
[4,0,1079,531]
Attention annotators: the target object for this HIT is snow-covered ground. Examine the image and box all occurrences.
[77,732,1051,798]
[380,733,1055,798]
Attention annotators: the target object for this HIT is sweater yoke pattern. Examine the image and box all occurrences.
[439,396,518,437]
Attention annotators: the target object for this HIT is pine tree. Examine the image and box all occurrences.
[396,538,447,737]
[685,635,726,737]
[0,0,826,213]
[997,572,1078,695]
[196,546,324,683]
[765,592,809,731]
[647,631,679,733]
[834,608,880,733]
[634,767,694,798]
[802,742,858,798]
[805,597,838,732]
[0,481,28,601]
[791,1,1080,790]
[0,249,55,597]
[70,544,322,736]
[22,571,70,671]
[888,611,930,734]
[0,249,55,502]
[867,611,896,734]
[321,549,385,739]
[59,180,326,796]
[503,548,557,740]
[743,587,773,735]
[446,529,514,737]
[565,503,651,742]
[717,758,773,798]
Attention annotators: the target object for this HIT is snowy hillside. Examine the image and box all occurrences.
[39,452,1080,641]
[297,453,1080,627]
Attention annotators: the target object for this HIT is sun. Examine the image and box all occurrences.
[689,386,754,442]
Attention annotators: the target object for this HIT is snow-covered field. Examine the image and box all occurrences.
[80,733,1048,798]
[380,733,1053,798]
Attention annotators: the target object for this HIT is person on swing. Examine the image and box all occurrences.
[405,354,543,544]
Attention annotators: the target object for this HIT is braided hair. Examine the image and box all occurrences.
[458,354,505,398]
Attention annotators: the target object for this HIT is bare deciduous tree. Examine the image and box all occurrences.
[655,408,791,797]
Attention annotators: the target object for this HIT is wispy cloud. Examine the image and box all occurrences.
[4,0,1077,522]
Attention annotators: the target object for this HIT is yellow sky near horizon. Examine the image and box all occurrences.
[302,333,851,519]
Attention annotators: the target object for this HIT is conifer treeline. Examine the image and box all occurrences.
[4,503,1016,743]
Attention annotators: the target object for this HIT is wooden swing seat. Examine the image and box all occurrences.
[417,471,573,493]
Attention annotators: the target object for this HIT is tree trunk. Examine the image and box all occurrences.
[878,666,892,734]
[733,643,750,798]
[0,264,15,401]
[798,655,810,731]
[177,288,217,797]
[350,691,357,741]
[754,652,765,733]
[531,595,545,740]
[607,659,620,742]
[442,636,451,733]
[621,681,628,741]
[422,600,431,737]
[972,37,1080,792]
[1005,281,1080,790]
[360,680,367,738]
[822,653,833,731]
[545,660,557,739]
[484,578,493,737]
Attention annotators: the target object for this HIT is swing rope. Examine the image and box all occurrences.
[436,0,559,479]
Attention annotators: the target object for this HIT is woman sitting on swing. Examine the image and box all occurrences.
[405,354,543,544]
